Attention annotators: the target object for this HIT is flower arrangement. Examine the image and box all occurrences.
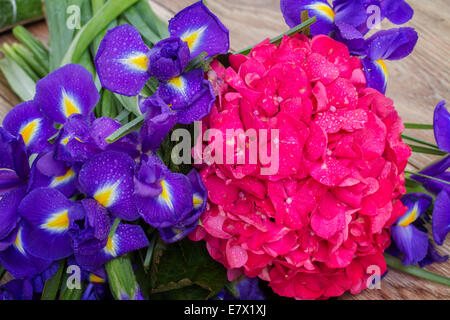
[0,0,448,301]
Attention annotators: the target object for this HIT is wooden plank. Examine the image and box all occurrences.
[0,0,448,300]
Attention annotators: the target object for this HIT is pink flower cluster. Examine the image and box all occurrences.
[190,34,411,299]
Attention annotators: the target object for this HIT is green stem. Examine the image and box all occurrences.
[109,218,121,239]
[61,0,140,65]
[123,6,161,45]
[300,11,311,37]
[402,134,439,149]
[105,254,140,300]
[404,123,434,130]
[41,261,65,300]
[143,233,157,270]
[405,171,450,186]
[384,254,450,287]
[101,90,115,118]
[115,109,131,123]
[234,16,316,55]
[0,266,6,281]
[408,144,447,156]
[106,114,145,143]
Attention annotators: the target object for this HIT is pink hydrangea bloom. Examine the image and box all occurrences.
[190,34,410,299]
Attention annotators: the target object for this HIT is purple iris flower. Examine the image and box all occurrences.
[95,2,225,126]
[390,193,433,265]
[0,279,33,300]
[217,276,265,300]
[148,37,191,81]
[69,199,148,272]
[281,0,413,38]
[139,94,178,153]
[78,151,139,221]
[134,154,193,229]
[280,0,417,94]
[159,169,207,243]
[390,193,449,266]
[361,27,417,93]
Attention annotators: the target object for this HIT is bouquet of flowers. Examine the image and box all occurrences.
[0,0,448,300]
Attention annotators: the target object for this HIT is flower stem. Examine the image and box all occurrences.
[401,134,439,149]
[0,265,6,281]
[234,16,316,55]
[404,123,434,130]
[106,114,145,143]
[41,261,65,300]
[384,254,450,287]
[408,144,447,156]
[105,254,140,300]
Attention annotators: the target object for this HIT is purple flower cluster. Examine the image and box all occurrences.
[280,0,418,93]
[389,102,450,266]
[0,1,229,299]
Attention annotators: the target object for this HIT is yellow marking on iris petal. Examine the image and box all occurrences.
[50,169,75,187]
[89,274,105,283]
[308,3,335,21]
[169,76,184,90]
[159,179,174,211]
[61,137,70,145]
[14,228,26,255]
[41,210,70,232]
[376,59,388,77]
[398,204,419,227]
[62,91,81,118]
[193,194,203,208]
[19,119,40,146]
[104,235,118,257]
[181,26,207,51]
[126,54,149,71]
[94,180,121,208]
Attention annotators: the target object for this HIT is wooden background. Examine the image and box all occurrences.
[0,0,449,299]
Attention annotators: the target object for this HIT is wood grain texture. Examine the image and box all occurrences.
[0,0,449,299]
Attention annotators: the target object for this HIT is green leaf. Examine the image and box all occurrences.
[45,0,80,70]
[113,94,141,116]
[0,56,36,101]
[150,239,227,300]
[134,0,169,39]
[41,261,65,300]
[61,0,140,65]
[122,6,161,45]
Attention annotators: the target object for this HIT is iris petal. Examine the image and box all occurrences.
[3,101,56,154]
[18,188,73,260]
[361,57,387,94]
[78,151,138,221]
[95,25,150,96]
[432,191,450,245]
[281,0,335,35]
[169,1,229,59]
[433,101,450,153]
[35,64,99,124]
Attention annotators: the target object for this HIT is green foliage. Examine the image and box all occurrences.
[149,238,227,300]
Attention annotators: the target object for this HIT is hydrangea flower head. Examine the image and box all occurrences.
[190,34,411,299]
